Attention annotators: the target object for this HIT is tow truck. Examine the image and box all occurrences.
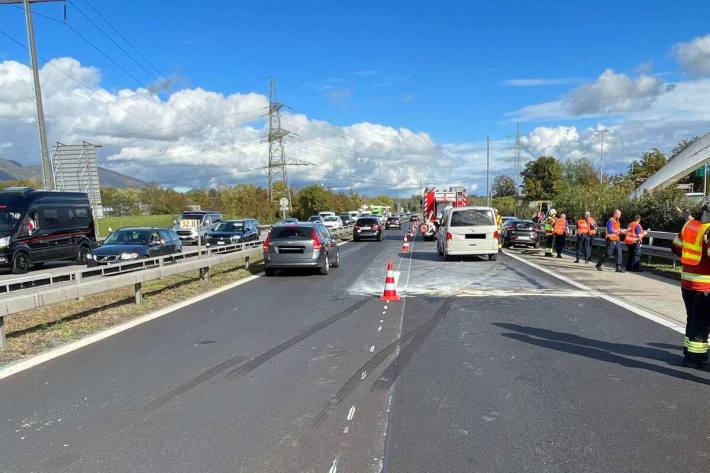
[418,186,468,240]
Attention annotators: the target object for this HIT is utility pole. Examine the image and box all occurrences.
[486,135,491,207]
[1,0,64,189]
[266,79,291,209]
[514,123,522,188]
[595,128,610,182]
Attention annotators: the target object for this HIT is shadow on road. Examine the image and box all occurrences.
[496,323,710,386]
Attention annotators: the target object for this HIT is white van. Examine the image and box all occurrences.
[436,206,498,261]
[318,211,336,219]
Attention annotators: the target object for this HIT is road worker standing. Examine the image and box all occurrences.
[575,211,595,263]
[672,197,710,370]
[596,209,626,272]
[624,214,648,272]
[553,212,568,258]
[544,209,557,257]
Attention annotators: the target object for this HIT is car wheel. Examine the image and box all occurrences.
[264,267,275,276]
[332,249,340,268]
[11,251,31,274]
[489,253,497,261]
[319,254,330,275]
[76,243,91,264]
[353,236,359,242]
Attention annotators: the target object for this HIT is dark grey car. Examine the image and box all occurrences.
[263,222,340,276]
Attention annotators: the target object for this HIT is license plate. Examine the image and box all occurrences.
[217,241,225,245]
[517,236,530,240]
[361,226,371,230]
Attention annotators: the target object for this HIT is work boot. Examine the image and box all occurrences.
[596,263,603,271]
[584,259,589,264]
[615,266,625,273]
[556,254,562,258]
[683,357,710,371]
[574,259,580,263]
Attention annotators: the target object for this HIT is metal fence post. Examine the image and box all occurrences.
[647,236,654,265]
[0,316,5,349]
[134,282,143,304]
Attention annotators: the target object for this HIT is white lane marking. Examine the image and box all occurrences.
[379,319,384,323]
[503,250,685,334]
[377,326,382,332]
[455,290,595,298]
[343,426,349,434]
[328,457,338,473]
[369,345,375,353]
[382,310,387,315]
[0,273,264,381]
[383,305,388,310]
[347,405,356,421]
[360,370,367,380]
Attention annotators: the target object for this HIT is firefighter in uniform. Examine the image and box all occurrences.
[624,214,648,272]
[544,209,557,257]
[575,211,595,263]
[672,197,710,370]
[596,209,626,272]
[553,213,568,258]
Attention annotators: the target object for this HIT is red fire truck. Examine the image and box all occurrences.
[418,186,468,240]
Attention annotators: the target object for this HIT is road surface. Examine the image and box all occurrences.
[1,228,708,473]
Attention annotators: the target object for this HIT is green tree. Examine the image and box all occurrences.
[628,149,667,186]
[297,185,333,219]
[492,175,517,197]
[670,136,700,159]
[562,157,599,188]
[521,155,563,200]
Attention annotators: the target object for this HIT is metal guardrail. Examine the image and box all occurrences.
[0,225,353,347]
[565,225,678,261]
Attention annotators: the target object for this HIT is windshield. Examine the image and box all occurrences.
[103,230,150,245]
[0,208,22,234]
[214,222,243,232]
[308,216,321,222]
[450,209,495,227]
[180,213,206,221]
[324,216,338,222]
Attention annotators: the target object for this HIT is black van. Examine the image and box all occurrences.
[0,187,96,273]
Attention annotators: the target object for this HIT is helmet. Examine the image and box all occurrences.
[548,208,557,216]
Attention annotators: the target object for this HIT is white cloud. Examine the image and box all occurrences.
[0,57,455,195]
[674,34,710,77]
[510,69,668,120]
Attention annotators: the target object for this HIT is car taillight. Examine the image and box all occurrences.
[494,231,500,239]
[354,225,361,231]
[312,229,321,250]
[262,234,271,251]
[372,224,380,230]
[446,232,452,241]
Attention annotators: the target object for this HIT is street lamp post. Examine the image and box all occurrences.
[595,128,610,182]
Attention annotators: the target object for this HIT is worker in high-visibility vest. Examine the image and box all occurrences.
[575,211,595,263]
[624,214,648,272]
[544,209,557,257]
[553,213,568,258]
[671,196,710,370]
[495,209,502,251]
[596,209,626,272]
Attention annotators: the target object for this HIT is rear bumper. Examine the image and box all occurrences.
[354,231,381,239]
[445,248,497,256]
[385,224,401,229]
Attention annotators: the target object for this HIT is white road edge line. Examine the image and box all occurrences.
[503,250,685,334]
[0,272,265,381]
[328,457,338,473]
[347,405,356,421]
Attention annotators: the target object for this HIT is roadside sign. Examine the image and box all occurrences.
[279,197,289,208]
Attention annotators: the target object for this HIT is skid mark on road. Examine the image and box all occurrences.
[221,297,371,381]
[311,298,451,427]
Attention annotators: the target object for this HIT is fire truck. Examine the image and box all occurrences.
[418,186,468,240]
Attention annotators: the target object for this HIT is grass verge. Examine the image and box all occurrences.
[0,256,263,367]
[97,214,175,235]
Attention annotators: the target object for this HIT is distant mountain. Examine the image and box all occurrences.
[0,159,146,189]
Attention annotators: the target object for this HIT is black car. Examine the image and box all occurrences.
[205,220,259,246]
[353,217,383,241]
[0,187,96,273]
[500,219,541,248]
[87,227,181,265]
[385,216,401,229]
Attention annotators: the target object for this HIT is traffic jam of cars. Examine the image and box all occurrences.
[0,185,534,276]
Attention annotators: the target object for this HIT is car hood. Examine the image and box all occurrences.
[93,244,148,256]
[206,231,244,238]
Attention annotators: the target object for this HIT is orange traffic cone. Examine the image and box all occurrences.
[380,259,400,301]
[402,237,410,252]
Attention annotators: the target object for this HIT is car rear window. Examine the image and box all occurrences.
[450,209,494,227]
[270,226,313,239]
[356,218,379,225]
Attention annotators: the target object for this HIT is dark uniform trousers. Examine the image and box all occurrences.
[626,242,641,272]
[682,289,710,361]
[576,233,591,261]
[597,240,622,267]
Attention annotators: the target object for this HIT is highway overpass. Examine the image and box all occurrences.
[632,132,710,197]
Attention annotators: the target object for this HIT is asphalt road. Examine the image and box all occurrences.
[1,228,708,473]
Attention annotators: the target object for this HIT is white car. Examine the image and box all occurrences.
[436,206,498,261]
[322,216,343,230]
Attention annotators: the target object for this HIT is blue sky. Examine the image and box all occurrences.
[1,0,710,194]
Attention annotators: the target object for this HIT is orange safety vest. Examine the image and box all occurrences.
[624,222,642,244]
[607,218,621,241]
[679,219,710,291]
[553,218,567,235]
[588,217,597,236]
[577,219,590,234]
